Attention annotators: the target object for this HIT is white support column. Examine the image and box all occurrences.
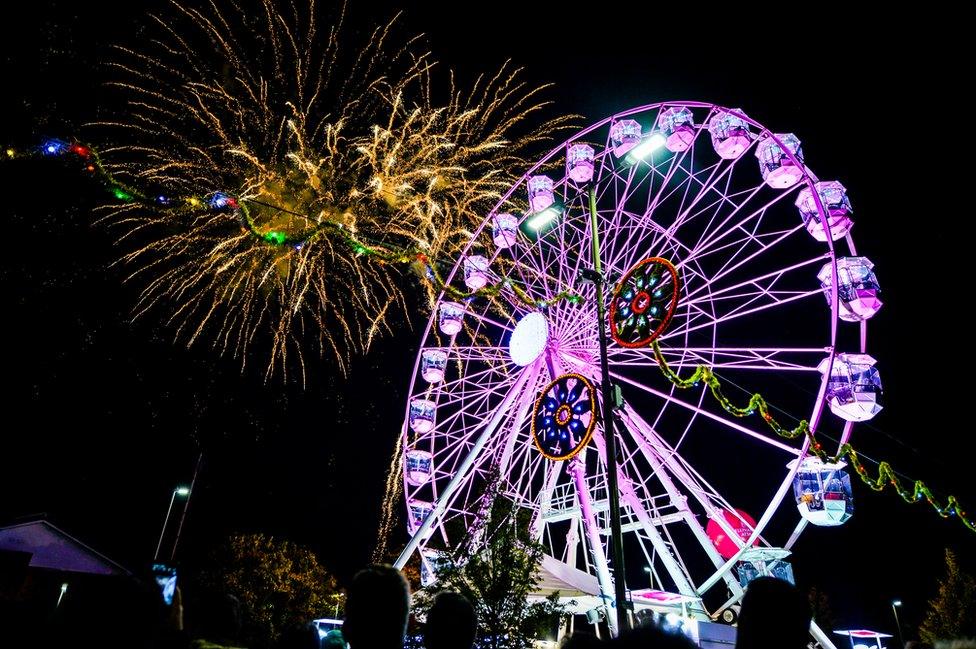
[620,405,744,599]
[569,455,618,636]
[617,476,700,603]
[395,364,538,569]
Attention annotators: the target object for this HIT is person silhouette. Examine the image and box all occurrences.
[735,577,811,649]
[424,590,477,649]
[343,564,411,649]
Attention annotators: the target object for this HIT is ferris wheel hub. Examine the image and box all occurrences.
[508,311,549,367]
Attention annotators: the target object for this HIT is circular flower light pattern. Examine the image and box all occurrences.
[531,373,597,461]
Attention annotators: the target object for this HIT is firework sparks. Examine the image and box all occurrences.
[92,0,572,381]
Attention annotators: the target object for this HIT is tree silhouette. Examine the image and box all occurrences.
[919,548,976,644]
[414,498,563,649]
[201,533,344,648]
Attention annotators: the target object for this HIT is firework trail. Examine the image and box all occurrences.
[92,0,572,382]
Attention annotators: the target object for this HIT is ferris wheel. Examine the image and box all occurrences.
[392,102,883,645]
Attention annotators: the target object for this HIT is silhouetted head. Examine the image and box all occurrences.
[609,623,697,649]
[424,590,477,649]
[343,564,410,649]
[735,577,810,649]
[277,622,321,649]
[561,631,606,649]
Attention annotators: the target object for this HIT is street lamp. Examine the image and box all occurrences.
[154,486,191,562]
[528,130,668,634]
[892,600,905,648]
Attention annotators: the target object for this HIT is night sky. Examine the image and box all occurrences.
[1,0,971,640]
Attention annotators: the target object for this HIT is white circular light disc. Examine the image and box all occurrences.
[509,312,548,366]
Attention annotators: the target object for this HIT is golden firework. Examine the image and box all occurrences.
[91,0,572,382]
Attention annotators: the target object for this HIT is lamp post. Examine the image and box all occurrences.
[529,130,667,635]
[154,486,190,562]
[892,600,905,648]
[588,182,630,632]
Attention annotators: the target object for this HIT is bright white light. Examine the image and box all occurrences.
[625,132,667,165]
[176,487,190,496]
[893,600,902,607]
[509,312,548,366]
[665,613,680,626]
[527,207,560,231]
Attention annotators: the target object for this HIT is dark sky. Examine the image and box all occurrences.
[1,0,971,639]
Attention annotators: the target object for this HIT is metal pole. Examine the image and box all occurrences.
[892,603,905,649]
[588,184,630,633]
[170,452,204,561]
[154,490,177,562]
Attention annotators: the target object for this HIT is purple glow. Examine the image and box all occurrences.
[566,143,595,183]
[409,398,437,433]
[463,255,490,290]
[818,257,882,322]
[405,449,434,486]
[660,107,696,152]
[407,499,434,533]
[755,133,804,188]
[492,213,518,248]
[796,181,853,242]
[438,301,465,336]
[420,349,448,383]
[527,175,555,212]
[708,109,751,159]
[610,119,642,156]
[819,353,883,422]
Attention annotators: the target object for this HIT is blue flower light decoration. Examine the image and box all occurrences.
[531,373,596,461]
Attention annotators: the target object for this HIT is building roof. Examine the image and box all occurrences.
[0,519,130,576]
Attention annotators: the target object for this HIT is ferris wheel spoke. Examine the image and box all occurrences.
[681,187,800,268]
[663,286,823,342]
[681,254,827,307]
[609,368,802,456]
[609,346,827,373]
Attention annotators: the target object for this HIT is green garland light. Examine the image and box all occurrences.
[5,138,585,310]
[650,340,975,533]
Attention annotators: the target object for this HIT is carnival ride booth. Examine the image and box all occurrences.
[790,458,855,526]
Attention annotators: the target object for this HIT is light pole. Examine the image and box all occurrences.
[529,130,667,635]
[892,600,904,648]
[587,182,630,633]
[154,486,190,562]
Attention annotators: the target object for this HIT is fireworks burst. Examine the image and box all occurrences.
[92,0,571,381]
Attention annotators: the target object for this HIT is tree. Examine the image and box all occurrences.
[418,500,563,649]
[201,533,344,648]
[808,586,836,634]
[920,548,976,644]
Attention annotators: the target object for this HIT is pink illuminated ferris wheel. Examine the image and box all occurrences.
[393,102,882,645]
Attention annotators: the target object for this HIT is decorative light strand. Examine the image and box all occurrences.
[650,340,975,533]
[4,139,584,311]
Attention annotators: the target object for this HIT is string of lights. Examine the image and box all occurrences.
[650,340,974,532]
